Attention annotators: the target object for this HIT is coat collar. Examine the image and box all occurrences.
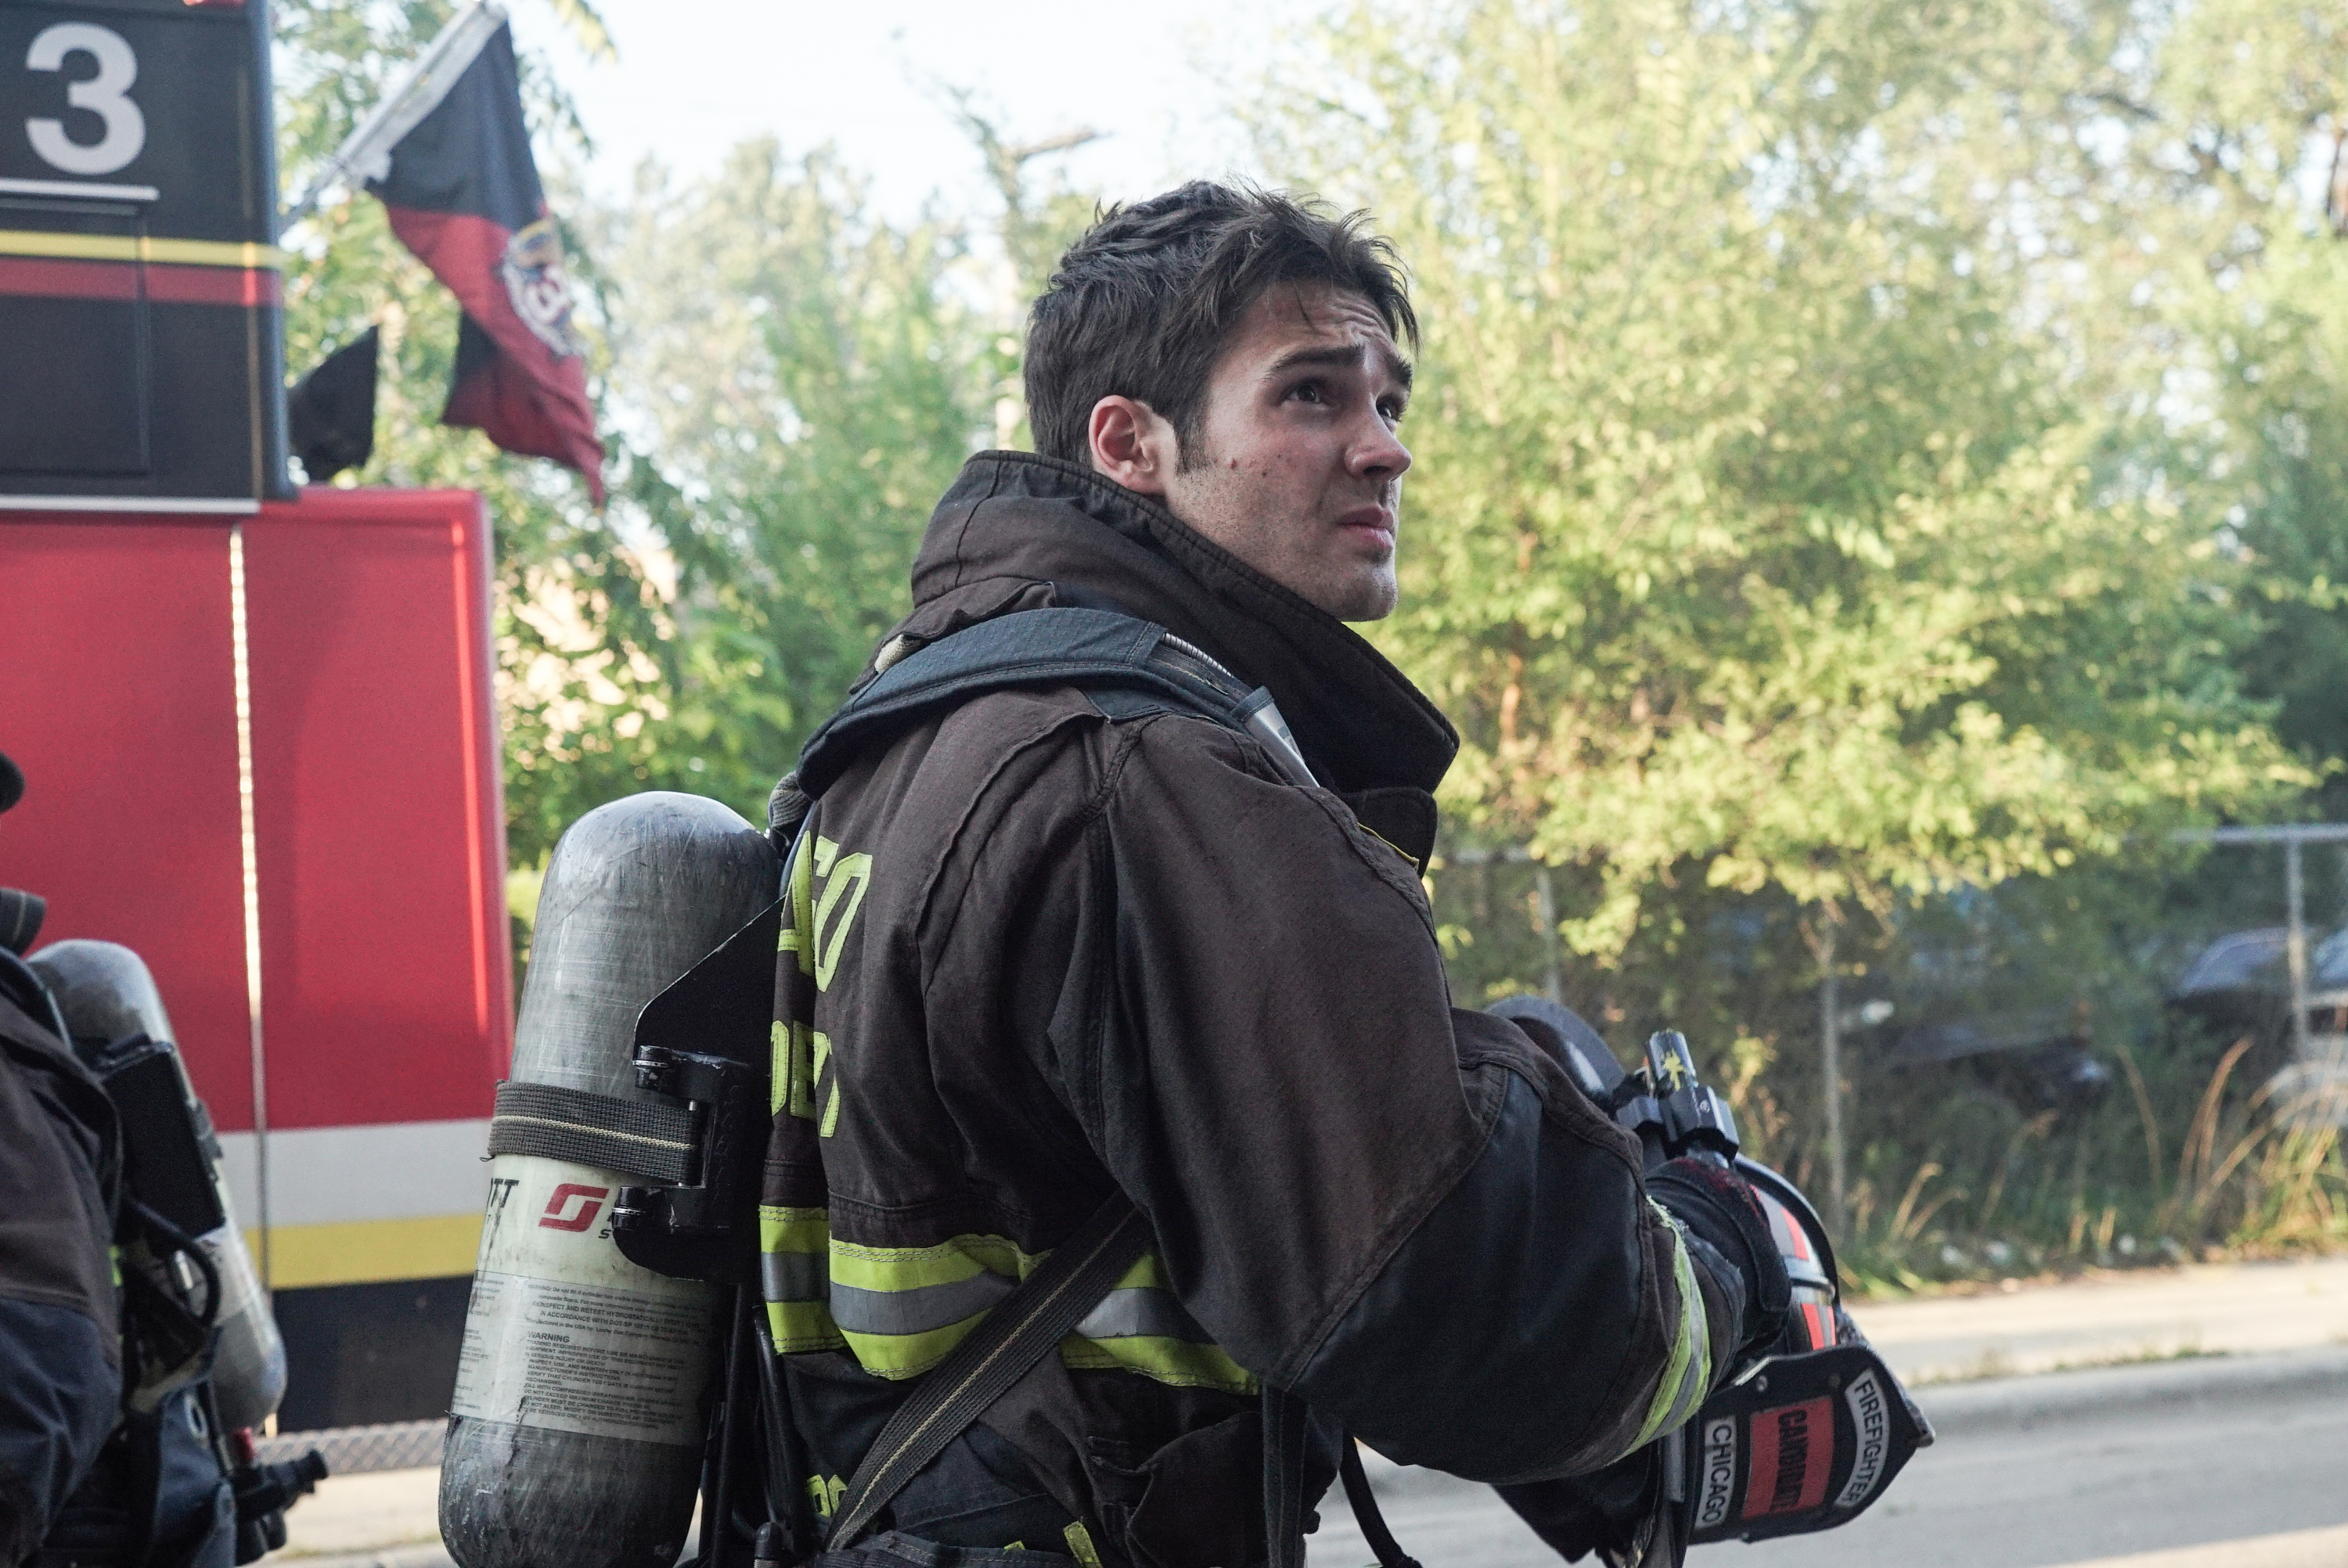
[893,451,1457,797]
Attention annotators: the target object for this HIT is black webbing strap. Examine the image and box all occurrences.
[797,608,1279,798]
[487,1079,697,1185]
[825,1196,1153,1552]
[1262,1386,1310,1568]
[1338,1440,1424,1568]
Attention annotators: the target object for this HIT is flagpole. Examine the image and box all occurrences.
[283,0,510,225]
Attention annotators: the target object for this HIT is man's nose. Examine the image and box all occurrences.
[1349,413,1412,483]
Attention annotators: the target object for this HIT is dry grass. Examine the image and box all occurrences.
[1839,1044,2347,1293]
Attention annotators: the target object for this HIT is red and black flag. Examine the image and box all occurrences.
[358,15,604,500]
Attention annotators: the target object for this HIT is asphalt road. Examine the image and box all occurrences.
[1307,1349,2348,1568]
[1844,1257,2348,1385]
[290,1351,2348,1568]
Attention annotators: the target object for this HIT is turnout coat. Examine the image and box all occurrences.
[0,976,119,1566]
[760,452,1734,1566]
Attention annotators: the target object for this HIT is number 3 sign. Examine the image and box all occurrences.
[1,0,290,508]
[25,23,146,177]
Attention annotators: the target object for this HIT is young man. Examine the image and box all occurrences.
[761,182,1788,1566]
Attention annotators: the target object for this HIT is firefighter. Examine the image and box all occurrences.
[0,751,121,1567]
[1,755,316,1568]
[760,183,1792,1567]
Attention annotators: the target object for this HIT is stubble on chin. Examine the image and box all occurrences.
[1342,570,1400,623]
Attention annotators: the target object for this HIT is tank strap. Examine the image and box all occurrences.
[487,1079,696,1185]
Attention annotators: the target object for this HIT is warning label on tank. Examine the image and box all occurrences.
[449,1156,721,1446]
[452,1271,716,1444]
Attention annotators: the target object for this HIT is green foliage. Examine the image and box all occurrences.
[553,143,984,840]
[1255,0,2301,958]
[1247,0,2343,1260]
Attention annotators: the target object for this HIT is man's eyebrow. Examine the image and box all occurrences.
[1264,342,1415,393]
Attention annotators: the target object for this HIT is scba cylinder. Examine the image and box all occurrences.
[27,939,287,1432]
[441,793,778,1568]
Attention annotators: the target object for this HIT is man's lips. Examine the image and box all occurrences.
[1336,505,1397,548]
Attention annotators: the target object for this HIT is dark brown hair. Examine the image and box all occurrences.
[1024,181,1417,466]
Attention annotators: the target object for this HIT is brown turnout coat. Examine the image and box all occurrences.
[762,453,1727,1566]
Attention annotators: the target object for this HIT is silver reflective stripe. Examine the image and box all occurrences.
[762,1250,827,1303]
[1073,1286,1212,1344]
[1654,1328,1709,1435]
[830,1270,1016,1336]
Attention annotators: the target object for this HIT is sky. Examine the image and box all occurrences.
[502,0,1296,225]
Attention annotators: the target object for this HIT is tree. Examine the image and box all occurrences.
[2096,0,2348,812]
[1241,0,2348,1264]
[1248,0,2299,987]
[572,142,983,833]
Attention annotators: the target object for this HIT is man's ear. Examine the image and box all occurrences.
[1086,395,1178,495]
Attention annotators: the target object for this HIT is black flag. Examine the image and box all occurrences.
[366,23,603,499]
[287,328,380,484]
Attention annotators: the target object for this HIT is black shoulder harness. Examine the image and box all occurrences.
[790,606,1316,800]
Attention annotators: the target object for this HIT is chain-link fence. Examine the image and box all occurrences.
[257,1419,443,1475]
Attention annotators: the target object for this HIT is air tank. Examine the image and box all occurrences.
[440,793,777,1568]
[27,938,288,1432]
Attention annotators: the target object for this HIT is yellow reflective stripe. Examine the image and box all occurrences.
[0,229,288,268]
[841,1323,1258,1390]
[826,1233,1039,1293]
[842,1317,983,1379]
[767,1299,846,1354]
[787,829,816,977]
[780,1232,1255,1394]
[1060,1335,1258,1394]
[760,1205,830,1255]
[1062,1522,1105,1568]
[1630,1203,1711,1450]
[761,1206,844,1352]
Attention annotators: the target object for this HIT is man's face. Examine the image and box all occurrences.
[1086,283,1413,621]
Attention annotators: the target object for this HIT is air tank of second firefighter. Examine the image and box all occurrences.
[29,938,287,1432]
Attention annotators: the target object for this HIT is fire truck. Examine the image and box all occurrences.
[2,0,508,1430]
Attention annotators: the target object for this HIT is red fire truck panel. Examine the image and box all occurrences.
[1,488,510,1333]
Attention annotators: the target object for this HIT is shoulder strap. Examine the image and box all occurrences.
[795,607,1315,797]
[823,1195,1152,1552]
